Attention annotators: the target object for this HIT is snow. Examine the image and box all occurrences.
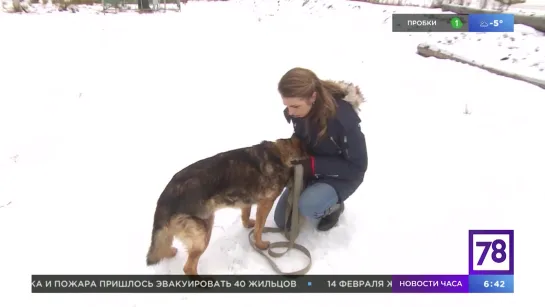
[347,0,443,7]
[421,24,545,80]
[344,1,545,80]
[0,0,543,306]
[345,0,545,11]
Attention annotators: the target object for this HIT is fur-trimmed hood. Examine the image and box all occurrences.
[328,80,365,113]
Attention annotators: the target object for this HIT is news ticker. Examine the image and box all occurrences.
[392,13,514,32]
[31,274,514,293]
[31,229,514,294]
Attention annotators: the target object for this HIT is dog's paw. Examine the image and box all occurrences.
[243,219,256,228]
[255,240,270,250]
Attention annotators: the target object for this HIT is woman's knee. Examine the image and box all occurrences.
[298,183,339,219]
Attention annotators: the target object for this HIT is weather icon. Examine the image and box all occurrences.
[480,21,489,27]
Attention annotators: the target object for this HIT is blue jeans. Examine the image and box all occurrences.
[274,182,339,229]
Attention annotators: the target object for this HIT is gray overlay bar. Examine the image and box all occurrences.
[392,14,469,32]
[31,274,394,293]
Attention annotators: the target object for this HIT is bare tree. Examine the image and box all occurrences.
[12,0,22,11]
[494,0,526,11]
[138,0,151,11]
[8,0,30,12]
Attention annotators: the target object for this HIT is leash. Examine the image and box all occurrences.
[248,164,312,275]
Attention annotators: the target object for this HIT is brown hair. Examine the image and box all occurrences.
[278,67,348,143]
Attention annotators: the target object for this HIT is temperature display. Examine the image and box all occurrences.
[468,14,514,32]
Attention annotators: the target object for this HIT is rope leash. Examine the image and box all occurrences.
[248,164,312,275]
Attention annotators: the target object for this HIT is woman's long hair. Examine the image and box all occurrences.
[278,67,348,143]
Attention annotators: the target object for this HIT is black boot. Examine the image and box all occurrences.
[317,202,344,231]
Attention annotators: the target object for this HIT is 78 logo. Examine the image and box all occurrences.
[469,230,514,275]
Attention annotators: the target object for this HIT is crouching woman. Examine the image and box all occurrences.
[274,67,368,231]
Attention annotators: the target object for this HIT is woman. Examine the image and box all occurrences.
[274,67,368,232]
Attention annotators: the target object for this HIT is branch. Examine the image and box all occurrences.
[0,201,12,209]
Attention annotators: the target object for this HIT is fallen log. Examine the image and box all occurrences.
[416,43,545,90]
[348,0,444,9]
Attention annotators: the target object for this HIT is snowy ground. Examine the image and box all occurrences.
[422,24,544,80]
[343,1,545,80]
[0,0,544,306]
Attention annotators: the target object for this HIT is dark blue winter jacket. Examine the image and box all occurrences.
[283,82,368,203]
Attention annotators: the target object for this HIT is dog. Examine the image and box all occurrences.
[146,134,306,275]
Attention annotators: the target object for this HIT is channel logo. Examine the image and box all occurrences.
[468,230,514,293]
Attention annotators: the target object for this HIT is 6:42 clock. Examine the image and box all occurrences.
[484,280,505,288]
[469,275,513,293]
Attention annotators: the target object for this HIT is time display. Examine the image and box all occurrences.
[484,280,505,288]
[469,275,513,293]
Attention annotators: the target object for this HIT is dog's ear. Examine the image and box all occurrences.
[289,134,306,157]
[275,135,306,165]
[274,138,294,166]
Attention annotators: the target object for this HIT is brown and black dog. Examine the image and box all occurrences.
[146,134,306,275]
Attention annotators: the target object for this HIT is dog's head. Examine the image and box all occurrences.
[274,134,307,166]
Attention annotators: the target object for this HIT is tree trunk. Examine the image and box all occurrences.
[138,0,150,10]
[12,0,22,12]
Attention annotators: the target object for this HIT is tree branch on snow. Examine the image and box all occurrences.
[464,104,472,115]
[0,201,12,209]
[56,0,79,12]
[3,0,32,13]
[494,0,527,12]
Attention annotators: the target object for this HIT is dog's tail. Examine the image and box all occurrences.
[146,227,171,266]
[146,205,173,266]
